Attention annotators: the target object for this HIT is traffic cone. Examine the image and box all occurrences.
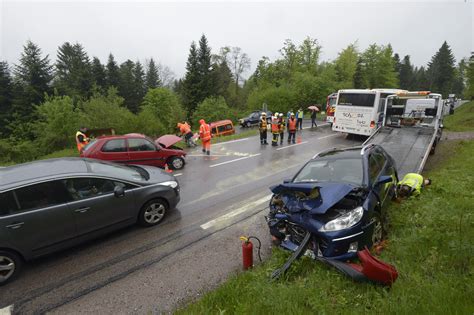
[164,163,173,173]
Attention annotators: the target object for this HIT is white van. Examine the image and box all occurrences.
[332,89,406,136]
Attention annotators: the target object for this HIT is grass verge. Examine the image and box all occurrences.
[444,101,474,132]
[177,139,474,314]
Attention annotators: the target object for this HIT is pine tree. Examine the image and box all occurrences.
[133,61,146,110]
[54,42,92,99]
[118,60,137,112]
[106,53,120,88]
[427,41,456,97]
[91,57,107,91]
[181,41,201,113]
[413,66,430,90]
[197,34,213,100]
[13,40,53,122]
[145,58,161,89]
[393,53,401,78]
[399,55,415,90]
[0,61,13,136]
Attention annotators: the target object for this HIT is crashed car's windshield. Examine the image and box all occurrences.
[293,158,363,185]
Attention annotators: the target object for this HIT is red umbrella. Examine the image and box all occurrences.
[307,105,320,111]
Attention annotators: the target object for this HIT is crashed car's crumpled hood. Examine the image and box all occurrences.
[155,135,182,148]
[270,182,355,214]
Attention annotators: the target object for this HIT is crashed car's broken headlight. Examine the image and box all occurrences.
[318,206,364,232]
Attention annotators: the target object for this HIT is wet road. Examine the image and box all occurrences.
[0,124,362,314]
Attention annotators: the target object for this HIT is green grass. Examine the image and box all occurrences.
[444,101,474,132]
[177,139,474,314]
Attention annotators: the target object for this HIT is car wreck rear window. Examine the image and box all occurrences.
[293,158,363,185]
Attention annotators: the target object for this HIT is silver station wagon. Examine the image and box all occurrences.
[0,158,180,285]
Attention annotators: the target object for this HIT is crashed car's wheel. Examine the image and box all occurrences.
[168,156,185,170]
[371,213,384,247]
[246,122,251,128]
[138,199,168,227]
[0,250,22,286]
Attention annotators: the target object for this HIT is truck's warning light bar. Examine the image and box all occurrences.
[396,91,431,97]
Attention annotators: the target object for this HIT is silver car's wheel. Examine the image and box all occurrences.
[138,199,168,227]
[0,251,21,286]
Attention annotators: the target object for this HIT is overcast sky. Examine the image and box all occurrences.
[1,0,473,79]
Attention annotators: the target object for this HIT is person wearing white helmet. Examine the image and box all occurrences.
[271,112,281,146]
[278,113,286,145]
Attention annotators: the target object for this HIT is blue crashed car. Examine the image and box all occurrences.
[267,144,398,260]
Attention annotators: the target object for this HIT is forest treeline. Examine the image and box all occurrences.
[1,34,473,163]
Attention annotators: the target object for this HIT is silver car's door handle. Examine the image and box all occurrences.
[74,207,90,213]
[6,222,24,229]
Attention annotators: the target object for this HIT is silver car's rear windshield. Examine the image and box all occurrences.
[87,161,146,182]
[293,158,363,185]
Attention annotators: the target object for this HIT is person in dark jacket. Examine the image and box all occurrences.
[311,109,317,128]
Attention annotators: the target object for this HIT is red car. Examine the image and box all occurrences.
[81,134,186,170]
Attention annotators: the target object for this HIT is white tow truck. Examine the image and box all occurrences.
[363,91,444,177]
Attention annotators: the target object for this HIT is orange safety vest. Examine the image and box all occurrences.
[271,117,280,133]
[76,131,89,152]
[200,123,211,142]
[179,123,191,135]
[288,118,297,131]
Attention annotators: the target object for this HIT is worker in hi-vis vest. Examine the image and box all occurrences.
[397,173,431,198]
[199,119,212,155]
[75,127,90,153]
[271,113,281,146]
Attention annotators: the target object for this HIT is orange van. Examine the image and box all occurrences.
[210,120,235,137]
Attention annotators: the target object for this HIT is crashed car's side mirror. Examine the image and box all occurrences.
[283,179,292,184]
[376,175,393,186]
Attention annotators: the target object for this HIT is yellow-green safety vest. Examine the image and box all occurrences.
[397,173,423,197]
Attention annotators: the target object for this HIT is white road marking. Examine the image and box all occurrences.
[186,154,228,157]
[200,194,272,230]
[212,138,249,146]
[276,141,308,150]
[209,153,261,168]
[0,305,13,315]
[317,133,340,140]
[173,173,183,177]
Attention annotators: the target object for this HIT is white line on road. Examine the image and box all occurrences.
[186,154,228,157]
[276,141,308,150]
[173,173,183,177]
[209,153,261,168]
[200,194,272,230]
[212,138,249,146]
[317,133,340,140]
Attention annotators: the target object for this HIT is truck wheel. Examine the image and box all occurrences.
[0,250,22,286]
[430,145,436,155]
[168,156,185,170]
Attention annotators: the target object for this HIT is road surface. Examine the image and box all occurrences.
[0,124,363,314]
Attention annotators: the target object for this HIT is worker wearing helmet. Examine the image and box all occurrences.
[271,113,281,146]
[397,173,431,198]
[278,113,286,145]
[287,113,297,144]
[259,112,268,145]
[75,126,90,153]
[199,119,211,155]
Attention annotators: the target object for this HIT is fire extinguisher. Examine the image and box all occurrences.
[240,236,262,270]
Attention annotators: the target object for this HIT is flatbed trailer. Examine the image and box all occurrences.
[363,92,444,178]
